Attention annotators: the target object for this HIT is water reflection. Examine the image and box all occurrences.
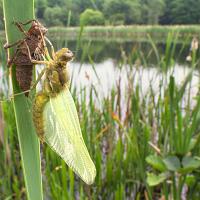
[1,39,199,106]
[70,59,199,107]
[51,39,199,66]
[0,59,198,106]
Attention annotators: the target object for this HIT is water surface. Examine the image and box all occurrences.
[1,38,199,106]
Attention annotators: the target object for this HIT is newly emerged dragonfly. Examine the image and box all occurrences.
[31,47,96,185]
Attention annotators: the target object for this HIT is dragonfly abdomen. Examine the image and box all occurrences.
[33,91,49,139]
[5,20,47,96]
[16,64,33,95]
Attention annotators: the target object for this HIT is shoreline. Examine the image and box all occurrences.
[1,25,199,42]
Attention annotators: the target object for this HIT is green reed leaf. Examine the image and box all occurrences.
[3,0,43,199]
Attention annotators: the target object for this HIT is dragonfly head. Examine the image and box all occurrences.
[55,48,74,64]
[31,20,48,36]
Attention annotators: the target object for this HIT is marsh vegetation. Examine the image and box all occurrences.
[1,30,200,199]
[1,0,200,199]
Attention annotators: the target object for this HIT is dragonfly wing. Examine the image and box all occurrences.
[43,88,96,185]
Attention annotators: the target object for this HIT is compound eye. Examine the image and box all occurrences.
[67,50,73,57]
[59,55,68,61]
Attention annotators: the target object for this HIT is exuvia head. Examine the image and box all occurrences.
[31,20,48,36]
[55,48,74,63]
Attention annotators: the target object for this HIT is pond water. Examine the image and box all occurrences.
[61,39,200,106]
[1,38,200,106]
[69,59,199,111]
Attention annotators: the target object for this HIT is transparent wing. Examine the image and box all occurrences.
[43,88,96,185]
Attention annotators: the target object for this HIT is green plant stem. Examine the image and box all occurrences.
[178,175,186,200]
[163,182,169,200]
[172,175,177,200]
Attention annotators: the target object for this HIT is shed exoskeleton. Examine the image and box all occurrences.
[4,20,48,96]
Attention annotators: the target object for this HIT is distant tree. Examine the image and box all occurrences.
[47,0,67,7]
[66,0,93,26]
[44,6,67,26]
[35,0,47,19]
[103,0,141,25]
[140,0,165,24]
[91,0,105,10]
[146,0,165,24]
[12,0,200,27]
[73,0,93,13]
[80,9,105,26]
[159,0,173,24]
[110,13,125,25]
[160,0,200,24]
[139,0,148,24]
[170,0,200,24]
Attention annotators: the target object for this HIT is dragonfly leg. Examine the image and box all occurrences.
[4,39,23,49]
[6,48,21,68]
[17,19,36,26]
[31,60,49,65]
[23,41,49,65]
[14,21,29,37]
[30,68,46,90]
[45,36,56,60]
[39,34,51,61]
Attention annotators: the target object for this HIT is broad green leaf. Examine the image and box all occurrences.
[3,0,43,199]
[180,156,200,173]
[147,172,168,186]
[146,155,167,172]
[163,156,181,171]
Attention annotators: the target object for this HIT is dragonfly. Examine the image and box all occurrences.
[30,45,96,185]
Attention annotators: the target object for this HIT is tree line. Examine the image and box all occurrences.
[0,0,200,29]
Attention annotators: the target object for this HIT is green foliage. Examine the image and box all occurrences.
[44,6,62,26]
[145,52,200,198]
[47,0,66,7]
[140,0,165,24]
[0,0,3,29]
[146,155,167,172]
[1,32,200,199]
[35,0,47,19]
[109,13,125,25]
[80,9,105,26]
[161,0,200,24]
[103,0,141,24]
[147,172,168,186]
[163,156,181,171]
[0,0,197,29]
[44,6,67,26]
[170,0,200,24]
[146,0,165,24]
